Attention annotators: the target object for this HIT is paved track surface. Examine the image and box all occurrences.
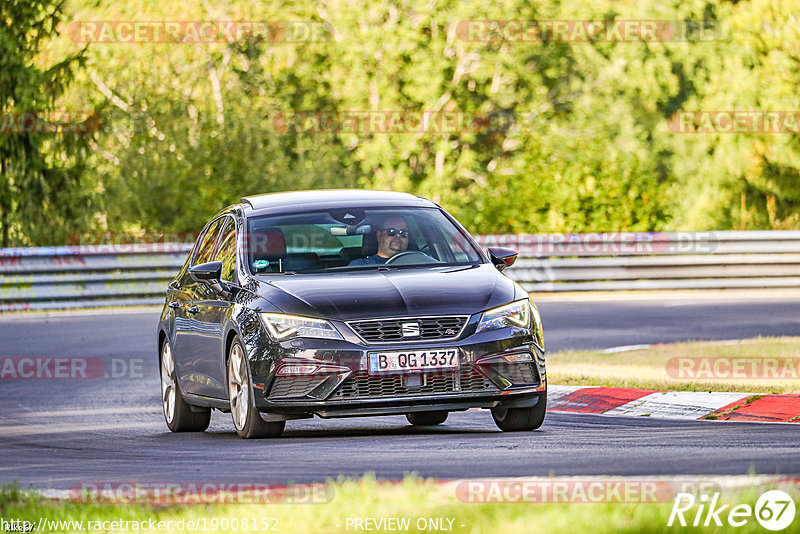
[1,295,798,489]
[540,294,800,351]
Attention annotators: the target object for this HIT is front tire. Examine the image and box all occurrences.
[160,338,211,432]
[227,337,285,439]
[406,411,448,426]
[491,394,546,432]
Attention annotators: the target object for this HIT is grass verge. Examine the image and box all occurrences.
[548,336,800,394]
[2,476,800,533]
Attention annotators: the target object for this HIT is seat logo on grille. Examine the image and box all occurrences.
[401,322,421,337]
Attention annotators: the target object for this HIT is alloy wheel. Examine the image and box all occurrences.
[228,342,249,431]
[160,342,176,424]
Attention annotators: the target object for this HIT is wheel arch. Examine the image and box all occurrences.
[157,328,168,360]
[223,322,242,364]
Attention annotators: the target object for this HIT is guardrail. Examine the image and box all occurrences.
[1,231,799,311]
[0,243,192,311]
[475,230,800,292]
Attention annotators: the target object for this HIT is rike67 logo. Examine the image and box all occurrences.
[668,490,796,531]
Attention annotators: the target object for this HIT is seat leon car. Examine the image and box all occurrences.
[157,190,546,438]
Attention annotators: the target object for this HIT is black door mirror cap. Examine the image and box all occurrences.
[487,247,518,272]
[190,261,223,282]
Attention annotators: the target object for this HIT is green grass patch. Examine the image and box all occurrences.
[2,477,800,533]
[548,337,800,393]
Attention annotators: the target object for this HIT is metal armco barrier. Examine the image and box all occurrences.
[477,230,800,292]
[2,231,800,311]
[0,243,192,311]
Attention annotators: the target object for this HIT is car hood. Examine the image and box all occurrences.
[250,264,522,321]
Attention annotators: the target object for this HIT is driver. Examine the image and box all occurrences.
[349,215,409,265]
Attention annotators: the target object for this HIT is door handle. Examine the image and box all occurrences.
[187,305,200,314]
[168,302,180,309]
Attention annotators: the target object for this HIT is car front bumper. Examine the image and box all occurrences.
[243,316,546,418]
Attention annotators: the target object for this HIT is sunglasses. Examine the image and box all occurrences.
[381,227,409,238]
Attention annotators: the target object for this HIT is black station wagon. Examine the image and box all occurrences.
[157,190,546,438]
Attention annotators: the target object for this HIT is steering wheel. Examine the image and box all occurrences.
[384,250,440,265]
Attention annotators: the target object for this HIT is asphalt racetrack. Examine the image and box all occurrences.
[1,294,799,489]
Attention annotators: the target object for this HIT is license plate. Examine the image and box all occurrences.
[367,349,459,374]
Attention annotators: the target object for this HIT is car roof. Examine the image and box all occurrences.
[241,189,438,216]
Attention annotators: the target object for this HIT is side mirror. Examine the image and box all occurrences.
[190,261,223,282]
[487,247,518,272]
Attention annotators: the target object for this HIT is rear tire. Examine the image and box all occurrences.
[228,337,285,439]
[491,394,546,432]
[160,338,211,432]
[406,411,448,426]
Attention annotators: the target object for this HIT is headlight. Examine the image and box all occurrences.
[476,300,530,333]
[260,313,344,341]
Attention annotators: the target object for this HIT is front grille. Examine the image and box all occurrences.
[331,371,454,398]
[460,367,498,392]
[331,366,498,399]
[348,316,469,343]
[493,362,539,386]
[268,376,327,399]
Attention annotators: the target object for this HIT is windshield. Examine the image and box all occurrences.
[245,207,483,274]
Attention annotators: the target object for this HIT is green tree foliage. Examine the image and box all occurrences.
[5,0,800,244]
[704,0,800,229]
[0,0,93,246]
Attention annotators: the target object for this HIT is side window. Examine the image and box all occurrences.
[194,218,223,266]
[213,217,237,281]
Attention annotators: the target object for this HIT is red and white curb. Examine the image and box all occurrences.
[548,385,800,423]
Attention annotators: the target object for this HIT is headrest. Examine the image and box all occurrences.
[249,227,287,259]
[361,231,378,256]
